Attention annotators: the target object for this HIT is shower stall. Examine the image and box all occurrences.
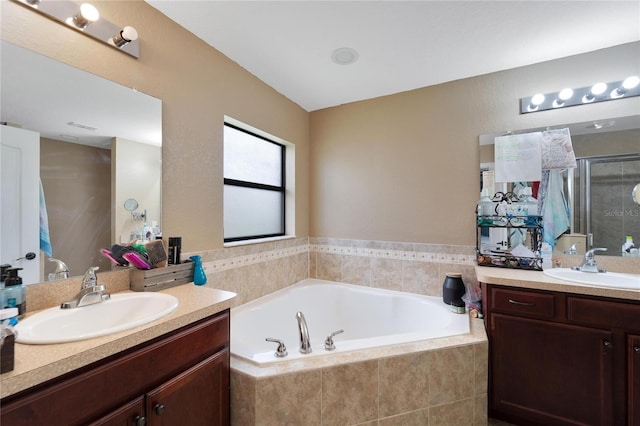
[571,153,640,255]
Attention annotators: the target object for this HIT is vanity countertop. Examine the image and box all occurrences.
[0,285,236,399]
[476,265,640,301]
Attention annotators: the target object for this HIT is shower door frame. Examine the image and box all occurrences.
[572,153,640,251]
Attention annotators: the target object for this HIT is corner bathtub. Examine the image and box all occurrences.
[231,278,470,365]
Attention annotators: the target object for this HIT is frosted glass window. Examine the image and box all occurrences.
[224,186,284,239]
[224,125,282,186]
[223,122,286,242]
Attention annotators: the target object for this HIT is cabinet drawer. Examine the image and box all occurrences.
[489,286,556,320]
[568,297,640,332]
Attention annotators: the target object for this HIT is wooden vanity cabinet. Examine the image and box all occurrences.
[630,334,640,426]
[0,309,230,426]
[483,284,640,426]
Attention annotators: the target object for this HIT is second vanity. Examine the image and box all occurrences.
[0,284,236,426]
[477,266,640,426]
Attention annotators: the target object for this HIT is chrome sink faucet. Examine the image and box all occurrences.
[61,267,111,309]
[296,311,312,354]
[572,248,607,273]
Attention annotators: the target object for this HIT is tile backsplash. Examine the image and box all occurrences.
[24,236,480,312]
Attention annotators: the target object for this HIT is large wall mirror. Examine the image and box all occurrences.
[1,41,162,284]
[480,115,640,257]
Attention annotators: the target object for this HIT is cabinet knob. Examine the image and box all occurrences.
[603,340,612,348]
[134,415,146,426]
[634,346,640,353]
[154,404,165,415]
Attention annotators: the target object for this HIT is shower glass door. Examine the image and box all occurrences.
[577,154,640,254]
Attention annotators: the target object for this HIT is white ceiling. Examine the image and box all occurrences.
[1,41,162,148]
[146,1,640,112]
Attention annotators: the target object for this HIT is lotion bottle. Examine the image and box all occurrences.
[3,268,25,318]
[622,236,635,257]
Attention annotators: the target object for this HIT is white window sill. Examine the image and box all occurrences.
[223,235,297,248]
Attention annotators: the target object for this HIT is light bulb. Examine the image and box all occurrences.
[80,3,99,21]
[590,82,607,96]
[109,26,139,48]
[558,88,574,100]
[121,26,138,42]
[531,93,545,106]
[622,75,640,90]
[67,3,99,29]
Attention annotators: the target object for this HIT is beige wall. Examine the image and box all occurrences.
[3,1,638,252]
[309,42,640,246]
[40,138,111,276]
[112,137,162,244]
[1,0,309,254]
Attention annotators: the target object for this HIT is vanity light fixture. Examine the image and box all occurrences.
[109,26,139,48]
[521,76,640,114]
[67,3,100,30]
[11,0,140,58]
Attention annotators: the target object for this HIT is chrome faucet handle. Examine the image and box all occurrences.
[572,248,607,273]
[81,266,99,289]
[585,247,607,259]
[324,329,344,351]
[265,337,288,358]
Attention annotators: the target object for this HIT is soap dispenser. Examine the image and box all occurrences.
[0,264,11,308]
[3,268,25,318]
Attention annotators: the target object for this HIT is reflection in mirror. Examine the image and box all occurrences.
[633,183,640,206]
[0,41,162,284]
[480,115,640,257]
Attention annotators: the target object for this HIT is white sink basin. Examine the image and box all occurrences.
[543,268,640,290]
[15,292,178,345]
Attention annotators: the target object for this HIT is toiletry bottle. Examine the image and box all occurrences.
[522,187,539,226]
[477,189,494,226]
[622,235,635,257]
[540,243,553,270]
[168,237,182,265]
[0,264,11,309]
[3,268,25,318]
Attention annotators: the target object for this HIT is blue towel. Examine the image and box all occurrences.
[39,179,52,257]
[541,170,570,250]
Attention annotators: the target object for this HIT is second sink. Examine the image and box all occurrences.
[543,268,640,290]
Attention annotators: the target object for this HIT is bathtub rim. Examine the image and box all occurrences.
[230,279,488,379]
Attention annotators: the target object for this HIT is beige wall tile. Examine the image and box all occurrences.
[474,394,488,425]
[205,267,244,307]
[322,360,379,425]
[378,408,430,426]
[371,258,403,291]
[429,398,475,425]
[230,370,256,426]
[403,260,440,296]
[255,370,322,425]
[343,255,371,286]
[474,342,488,395]
[429,346,475,406]
[379,352,430,417]
[317,252,342,281]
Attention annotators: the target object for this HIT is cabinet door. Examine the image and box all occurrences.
[490,313,614,425]
[630,335,640,426]
[89,396,146,426]
[146,349,229,426]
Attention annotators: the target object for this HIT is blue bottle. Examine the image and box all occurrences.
[190,255,207,286]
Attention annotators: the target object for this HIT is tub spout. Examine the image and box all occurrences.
[296,311,312,354]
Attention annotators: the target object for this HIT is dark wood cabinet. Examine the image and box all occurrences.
[1,309,230,426]
[483,284,639,426]
[630,334,640,426]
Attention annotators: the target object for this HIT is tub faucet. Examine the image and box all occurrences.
[60,267,110,309]
[572,248,607,273]
[296,311,312,354]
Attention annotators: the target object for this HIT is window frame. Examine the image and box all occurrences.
[223,122,286,243]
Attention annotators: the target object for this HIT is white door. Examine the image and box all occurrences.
[1,125,40,284]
